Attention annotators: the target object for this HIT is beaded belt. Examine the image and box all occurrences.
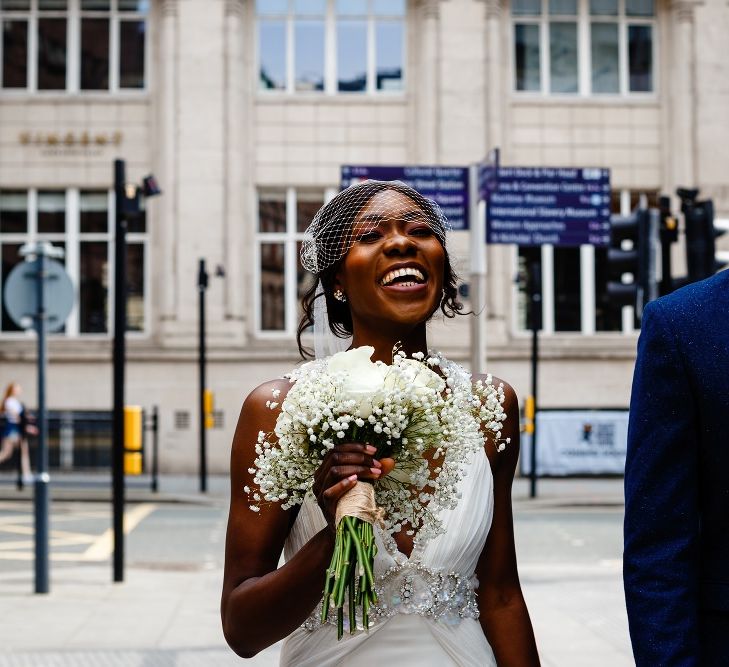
[304,562,479,632]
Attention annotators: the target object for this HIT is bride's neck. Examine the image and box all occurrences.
[351,326,429,364]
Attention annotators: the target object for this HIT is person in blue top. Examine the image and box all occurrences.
[0,382,33,481]
[624,268,729,665]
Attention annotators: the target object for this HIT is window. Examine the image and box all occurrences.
[0,0,147,92]
[255,188,321,335]
[256,0,405,94]
[512,0,655,95]
[515,189,657,334]
[0,188,148,335]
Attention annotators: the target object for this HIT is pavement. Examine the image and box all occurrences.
[0,473,630,666]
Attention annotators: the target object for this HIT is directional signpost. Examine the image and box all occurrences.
[485,166,611,246]
[3,243,74,593]
[341,165,470,230]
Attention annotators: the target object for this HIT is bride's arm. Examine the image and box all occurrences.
[475,378,541,666]
[221,379,383,658]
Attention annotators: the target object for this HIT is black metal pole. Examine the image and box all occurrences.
[528,261,541,500]
[112,158,127,583]
[34,250,50,593]
[198,259,208,493]
[151,405,159,493]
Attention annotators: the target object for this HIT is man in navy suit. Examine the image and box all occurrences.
[624,269,729,665]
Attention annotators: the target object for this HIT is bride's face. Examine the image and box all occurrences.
[335,190,445,334]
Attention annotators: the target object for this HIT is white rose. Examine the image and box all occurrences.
[328,346,387,418]
[397,358,446,396]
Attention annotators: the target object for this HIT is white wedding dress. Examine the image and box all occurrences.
[280,443,497,666]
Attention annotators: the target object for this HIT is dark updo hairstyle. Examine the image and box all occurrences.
[296,180,465,359]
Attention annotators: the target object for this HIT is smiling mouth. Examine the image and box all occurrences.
[380,267,427,288]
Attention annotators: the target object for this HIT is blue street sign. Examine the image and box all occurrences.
[485,166,611,246]
[341,165,470,230]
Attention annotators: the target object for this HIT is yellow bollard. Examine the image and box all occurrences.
[524,395,535,434]
[204,389,214,429]
[124,406,143,451]
[124,452,142,475]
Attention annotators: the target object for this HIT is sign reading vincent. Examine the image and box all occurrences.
[485,166,611,247]
[341,165,470,230]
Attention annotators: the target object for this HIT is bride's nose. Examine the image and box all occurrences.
[383,229,415,255]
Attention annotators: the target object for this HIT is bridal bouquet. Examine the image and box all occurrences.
[248,346,508,638]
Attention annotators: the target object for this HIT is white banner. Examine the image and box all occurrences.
[520,410,628,476]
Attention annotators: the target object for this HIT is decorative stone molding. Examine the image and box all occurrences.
[225,0,245,17]
[160,0,177,17]
[478,0,503,20]
[669,0,702,23]
[421,0,440,20]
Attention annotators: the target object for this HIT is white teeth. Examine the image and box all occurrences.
[380,267,425,286]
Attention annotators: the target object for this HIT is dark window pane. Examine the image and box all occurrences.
[590,0,617,14]
[296,194,323,232]
[81,0,110,9]
[591,22,619,93]
[39,0,67,8]
[295,20,324,91]
[626,0,653,16]
[259,196,286,233]
[0,190,27,233]
[260,243,285,331]
[37,191,65,233]
[512,0,541,15]
[118,0,149,11]
[80,191,108,233]
[554,247,581,331]
[337,20,366,92]
[549,22,578,93]
[259,20,286,90]
[376,21,403,91]
[1,243,24,332]
[517,248,541,331]
[81,18,109,90]
[1,2,31,9]
[296,240,316,322]
[126,243,145,331]
[80,241,108,333]
[37,18,66,90]
[119,19,145,88]
[549,0,577,14]
[2,19,28,88]
[595,247,622,331]
[628,25,652,92]
[515,24,540,91]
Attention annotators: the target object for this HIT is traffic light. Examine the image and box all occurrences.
[677,188,727,282]
[658,195,681,296]
[606,207,657,317]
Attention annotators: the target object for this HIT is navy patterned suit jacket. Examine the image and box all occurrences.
[624,269,729,666]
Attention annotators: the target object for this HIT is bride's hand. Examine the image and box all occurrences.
[312,443,394,531]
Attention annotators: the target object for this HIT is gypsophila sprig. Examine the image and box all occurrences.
[248,346,508,638]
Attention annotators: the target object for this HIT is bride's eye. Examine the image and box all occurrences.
[356,231,381,243]
[410,225,433,237]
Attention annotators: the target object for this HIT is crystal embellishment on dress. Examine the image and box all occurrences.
[304,561,479,632]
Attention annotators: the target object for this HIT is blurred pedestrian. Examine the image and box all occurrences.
[624,269,729,665]
[0,382,33,481]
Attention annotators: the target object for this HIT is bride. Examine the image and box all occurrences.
[221,180,540,666]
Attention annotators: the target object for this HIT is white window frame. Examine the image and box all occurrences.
[0,0,149,94]
[510,0,657,98]
[510,187,642,335]
[255,0,406,96]
[0,187,149,338]
[254,187,325,339]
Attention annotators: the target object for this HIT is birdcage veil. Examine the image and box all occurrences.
[299,180,451,359]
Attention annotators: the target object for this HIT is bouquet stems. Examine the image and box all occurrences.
[321,514,377,639]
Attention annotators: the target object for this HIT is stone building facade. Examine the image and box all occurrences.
[0,0,727,472]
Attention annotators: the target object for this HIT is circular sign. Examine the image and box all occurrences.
[3,258,75,332]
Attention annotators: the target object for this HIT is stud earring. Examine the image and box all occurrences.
[333,289,347,303]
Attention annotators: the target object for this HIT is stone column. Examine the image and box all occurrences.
[668,0,699,192]
[416,0,440,162]
[223,0,246,324]
[157,0,179,327]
